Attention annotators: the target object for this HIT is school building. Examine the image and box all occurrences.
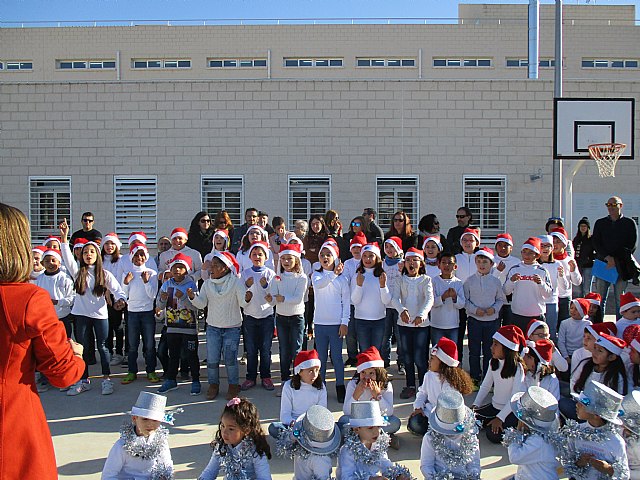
[1,3,639,246]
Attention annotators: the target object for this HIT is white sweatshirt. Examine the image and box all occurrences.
[240,266,276,319]
[382,258,403,306]
[454,252,476,283]
[616,317,640,340]
[267,271,307,317]
[158,245,203,282]
[390,274,434,328]
[425,260,440,280]
[430,275,466,329]
[102,254,125,290]
[564,422,629,480]
[540,260,570,304]
[503,262,553,317]
[121,266,158,312]
[311,269,350,326]
[342,257,360,286]
[279,380,328,425]
[493,254,521,285]
[420,432,481,480]
[34,270,75,318]
[350,268,392,320]
[343,377,394,416]
[474,361,526,421]
[464,272,506,322]
[235,249,275,273]
[189,274,248,329]
[508,432,559,480]
[413,370,454,413]
[558,317,592,358]
[570,347,593,393]
[293,454,333,480]
[556,256,583,299]
[524,371,560,400]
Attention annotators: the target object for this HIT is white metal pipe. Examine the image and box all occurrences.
[528,0,540,79]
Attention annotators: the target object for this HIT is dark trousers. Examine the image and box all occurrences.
[511,313,544,334]
[381,308,401,366]
[346,305,358,361]
[60,314,73,338]
[244,315,275,380]
[166,332,199,381]
[557,297,571,332]
[399,325,430,388]
[456,309,468,365]
[302,297,315,350]
[276,314,304,381]
[475,404,518,444]
[75,315,110,379]
[468,318,500,382]
[106,302,125,356]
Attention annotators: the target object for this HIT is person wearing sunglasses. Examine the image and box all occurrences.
[384,210,418,253]
[341,216,366,261]
[70,211,103,245]
[446,207,473,255]
[186,211,215,260]
[417,213,449,253]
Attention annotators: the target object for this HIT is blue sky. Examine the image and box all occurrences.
[0,0,637,24]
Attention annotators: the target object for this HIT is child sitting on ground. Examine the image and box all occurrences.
[616,292,640,340]
[558,298,593,364]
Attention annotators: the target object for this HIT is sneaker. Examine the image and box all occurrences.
[121,373,137,384]
[397,363,406,376]
[109,354,124,366]
[67,380,91,396]
[399,386,416,399]
[472,379,481,392]
[37,380,50,393]
[158,380,178,393]
[206,384,219,400]
[147,372,160,383]
[59,386,70,392]
[239,353,247,365]
[191,380,202,396]
[101,379,114,395]
[240,379,256,391]
[121,356,128,367]
[261,378,275,391]
[226,384,241,400]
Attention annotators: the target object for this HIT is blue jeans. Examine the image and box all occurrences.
[579,267,593,297]
[467,318,500,382]
[559,397,578,421]
[431,327,458,347]
[593,276,628,317]
[356,318,385,353]
[74,315,110,379]
[127,310,157,373]
[276,314,305,381]
[315,324,345,386]
[206,325,241,385]
[398,325,430,388]
[381,308,401,366]
[244,315,275,380]
[545,302,559,343]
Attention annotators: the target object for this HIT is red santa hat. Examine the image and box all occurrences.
[169,253,192,272]
[170,228,188,240]
[356,346,384,373]
[495,233,513,247]
[475,247,495,263]
[279,243,302,258]
[73,238,88,249]
[623,324,640,346]
[248,241,271,259]
[103,232,122,249]
[361,242,381,259]
[83,241,101,252]
[350,232,367,250]
[630,334,640,354]
[432,337,459,368]
[460,228,480,245]
[293,350,321,375]
[585,292,602,306]
[526,318,547,339]
[521,237,541,254]
[620,292,640,313]
[493,325,526,352]
[586,322,618,339]
[43,236,62,246]
[538,234,553,246]
[128,231,148,244]
[213,229,229,240]
[571,298,591,318]
[213,251,240,275]
[422,235,443,252]
[550,226,569,246]
[129,243,149,262]
[42,248,62,263]
[525,339,554,366]
[596,333,627,357]
[405,247,424,261]
[32,245,48,257]
[384,237,403,256]
[320,240,339,261]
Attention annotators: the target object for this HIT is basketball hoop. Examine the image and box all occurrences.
[588,143,626,178]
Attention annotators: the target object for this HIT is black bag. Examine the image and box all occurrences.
[616,250,640,284]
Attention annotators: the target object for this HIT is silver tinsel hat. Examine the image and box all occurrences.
[346,401,389,428]
[428,390,472,436]
[510,386,559,433]
[622,390,640,435]
[292,405,342,455]
[571,379,623,425]
[129,392,173,424]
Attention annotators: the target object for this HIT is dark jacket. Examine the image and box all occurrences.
[573,234,596,270]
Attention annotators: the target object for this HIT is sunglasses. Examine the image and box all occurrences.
[82,218,94,223]
[200,219,211,224]
[605,202,621,207]
[456,214,468,219]
[351,222,361,227]
[393,218,405,222]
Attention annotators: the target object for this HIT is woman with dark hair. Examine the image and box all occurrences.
[302,215,329,266]
[573,217,596,297]
[417,213,448,252]
[384,210,418,252]
[186,211,215,259]
[446,206,473,255]
[213,210,234,240]
[324,209,343,238]
[341,216,366,261]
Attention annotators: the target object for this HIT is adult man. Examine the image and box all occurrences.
[362,208,384,246]
[446,206,473,255]
[70,211,102,244]
[230,207,259,254]
[592,196,638,315]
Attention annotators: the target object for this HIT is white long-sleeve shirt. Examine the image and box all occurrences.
[279,380,328,425]
[626,436,640,480]
[311,269,350,326]
[102,254,125,291]
[570,347,593,392]
[616,317,640,340]
[430,275,466,329]
[540,260,571,304]
[343,377,394,416]
[198,441,271,480]
[524,371,560,400]
[382,258,403,306]
[413,370,454,413]
[101,430,173,480]
[390,274,434,327]
[267,271,307,317]
[235,249,275,273]
[474,361,526,422]
[350,268,391,320]
[158,246,203,283]
[35,270,75,318]
[503,262,553,317]
[493,254,521,286]
[189,274,247,329]
[121,266,158,312]
[293,454,333,480]
[464,272,506,322]
[558,317,592,358]
[420,432,481,479]
[240,266,276,319]
[507,432,559,480]
[454,252,476,283]
[556,256,583,299]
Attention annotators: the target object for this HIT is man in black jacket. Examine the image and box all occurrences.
[446,206,473,255]
[592,196,638,315]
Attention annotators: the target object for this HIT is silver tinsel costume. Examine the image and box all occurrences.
[342,430,415,480]
[502,426,562,450]
[275,426,338,461]
[119,422,173,480]
[215,437,260,480]
[426,414,481,480]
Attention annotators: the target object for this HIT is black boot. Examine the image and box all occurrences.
[336,384,346,403]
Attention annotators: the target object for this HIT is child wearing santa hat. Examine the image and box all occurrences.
[343,232,366,367]
[236,225,275,272]
[586,292,604,324]
[493,233,520,327]
[570,322,617,394]
[558,298,593,364]
[201,229,230,280]
[503,237,553,333]
[381,237,405,373]
[550,226,583,328]
[472,325,527,444]
[522,339,560,399]
[30,245,47,282]
[35,248,75,338]
[158,227,203,282]
[101,233,127,367]
[422,236,443,279]
[615,292,640,340]
[455,228,481,367]
[431,248,467,347]
[537,233,569,344]
[525,318,568,373]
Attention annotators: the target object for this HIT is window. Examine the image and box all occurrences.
[201,176,244,226]
[582,58,638,69]
[288,176,331,228]
[463,176,507,238]
[114,176,157,243]
[0,62,3,70]
[506,58,556,68]
[132,59,191,69]
[29,177,71,243]
[376,176,419,231]
[356,58,416,68]
[208,58,267,68]
[6,62,32,70]
[283,58,343,68]
[433,58,492,68]
[57,60,116,70]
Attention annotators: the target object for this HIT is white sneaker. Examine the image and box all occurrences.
[66,380,91,396]
[101,379,114,395]
[109,354,124,366]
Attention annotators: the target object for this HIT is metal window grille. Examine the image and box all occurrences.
[288,176,331,228]
[463,176,507,239]
[376,176,419,231]
[114,176,157,243]
[201,176,244,226]
[29,177,71,243]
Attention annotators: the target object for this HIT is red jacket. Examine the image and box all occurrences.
[0,283,84,479]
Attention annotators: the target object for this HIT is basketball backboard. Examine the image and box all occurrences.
[553,97,635,159]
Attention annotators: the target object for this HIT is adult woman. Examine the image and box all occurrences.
[324,209,343,239]
[302,215,329,265]
[186,211,215,259]
[341,215,365,261]
[384,210,418,252]
[0,203,84,479]
[573,217,596,296]
[417,213,449,252]
[214,210,234,236]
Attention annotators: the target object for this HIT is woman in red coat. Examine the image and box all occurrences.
[0,203,85,480]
